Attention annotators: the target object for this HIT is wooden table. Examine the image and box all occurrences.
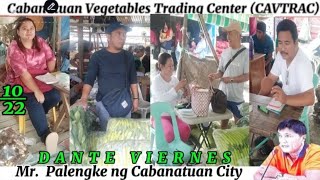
[51,72,70,131]
[250,94,303,137]
[250,53,266,94]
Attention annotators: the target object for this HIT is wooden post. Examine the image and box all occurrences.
[177,15,188,81]
[198,14,219,63]
[182,14,188,50]
[55,17,61,71]
[78,17,84,80]
[51,18,57,52]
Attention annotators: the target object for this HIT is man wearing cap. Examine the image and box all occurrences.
[253,21,274,75]
[80,22,138,130]
[208,22,249,128]
[259,19,314,107]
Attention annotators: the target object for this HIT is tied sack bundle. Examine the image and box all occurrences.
[191,87,211,117]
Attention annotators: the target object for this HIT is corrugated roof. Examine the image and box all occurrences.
[116,16,150,27]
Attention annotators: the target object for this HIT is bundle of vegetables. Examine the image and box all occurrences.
[93,118,150,144]
[213,126,249,166]
[90,118,150,166]
[237,102,250,127]
[70,106,97,153]
[95,140,150,166]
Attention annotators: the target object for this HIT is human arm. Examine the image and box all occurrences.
[151,76,186,103]
[259,73,278,96]
[47,58,56,72]
[221,73,249,84]
[208,51,227,81]
[174,79,187,92]
[20,71,44,103]
[80,53,99,108]
[254,169,320,180]
[79,84,92,108]
[276,170,320,180]
[41,37,56,72]
[303,170,320,180]
[127,51,138,111]
[8,42,44,103]
[253,165,282,180]
[208,70,223,81]
[131,84,138,112]
[271,87,315,106]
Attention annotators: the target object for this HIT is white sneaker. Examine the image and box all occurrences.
[45,132,59,155]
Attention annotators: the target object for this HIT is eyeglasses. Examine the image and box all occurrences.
[286,70,289,85]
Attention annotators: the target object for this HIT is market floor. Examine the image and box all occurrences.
[0,104,69,155]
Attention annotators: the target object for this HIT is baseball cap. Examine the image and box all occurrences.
[223,21,242,34]
[106,22,132,34]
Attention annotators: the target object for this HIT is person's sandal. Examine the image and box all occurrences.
[45,132,59,155]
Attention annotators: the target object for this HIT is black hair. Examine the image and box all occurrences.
[162,21,171,33]
[276,19,298,42]
[134,45,145,53]
[277,119,307,136]
[145,46,150,54]
[257,21,266,33]
[14,17,41,52]
[156,52,172,71]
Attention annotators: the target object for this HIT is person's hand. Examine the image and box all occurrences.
[276,177,293,180]
[34,90,45,103]
[75,98,88,110]
[132,99,139,112]
[277,173,299,180]
[175,79,187,91]
[271,86,287,104]
[221,77,233,84]
[208,73,219,81]
[183,87,190,97]
[257,166,282,179]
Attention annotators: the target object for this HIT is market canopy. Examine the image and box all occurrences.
[188,14,249,32]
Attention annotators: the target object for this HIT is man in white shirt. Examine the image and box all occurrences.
[208,22,249,128]
[259,19,314,106]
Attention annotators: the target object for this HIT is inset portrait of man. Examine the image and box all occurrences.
[254,119,320,179]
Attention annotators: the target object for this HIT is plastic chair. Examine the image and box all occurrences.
[150,102,193,166]
[137,84,150,118]
[299,73,319,143]
[18,107,57,134]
